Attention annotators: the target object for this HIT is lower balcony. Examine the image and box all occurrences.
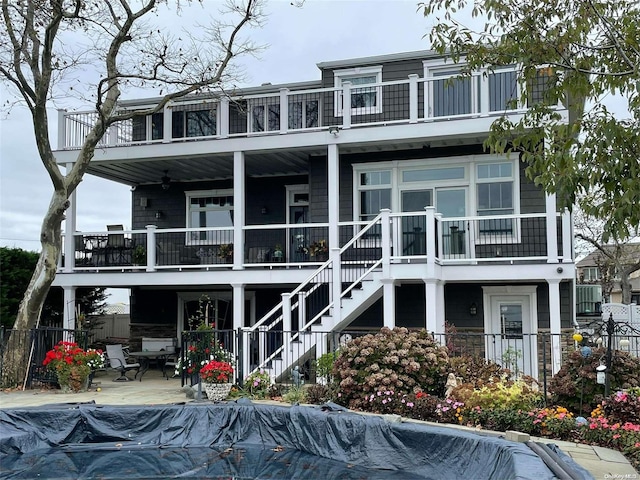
[59,210,572,273]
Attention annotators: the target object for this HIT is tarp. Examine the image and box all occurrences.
[0,400,591,479]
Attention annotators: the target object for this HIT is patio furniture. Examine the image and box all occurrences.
[105,344,141,382]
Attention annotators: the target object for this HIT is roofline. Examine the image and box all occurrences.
[118,80,322,107]
[316,49,444,69]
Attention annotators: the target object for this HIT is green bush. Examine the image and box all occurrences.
[549,348,640,415]
[305,384,333,405]
[448,355,510,388]
[453,378,543,411]
[602,390,640,424]
[315,351,338,384]
[332,327,450,410]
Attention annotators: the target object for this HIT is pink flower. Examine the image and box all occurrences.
[406,402,414,408]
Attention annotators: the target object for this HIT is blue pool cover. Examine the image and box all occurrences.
[0,400,591,479]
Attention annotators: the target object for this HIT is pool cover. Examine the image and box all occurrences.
[0,400,591,479]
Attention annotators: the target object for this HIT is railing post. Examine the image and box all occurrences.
[145,225,157,272]
[561,208,572,263]
[219,97,230,138]
[381,209,391,278]
[545,193,559,263]
[241,327,251,382]
[282,293,292,370]
[408,74,419,123]
[63,178,76,273]
[331,247,342,329]
[57,109,66,149]
[108,123,118,146]
[163,103,172,143]
[425,207,436,277]
[279,88,289,134]
[341,81,352,129]
[479,69,489,115]
[297,291,306,329]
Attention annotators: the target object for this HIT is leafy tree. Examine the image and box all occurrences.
[421,0,640,241]
[0,247,107,328]
[0,0,263,381]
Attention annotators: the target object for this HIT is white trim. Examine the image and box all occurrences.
[334,65,383,117]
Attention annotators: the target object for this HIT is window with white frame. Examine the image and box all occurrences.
[250,102,280,132]
[476,162,515,234]
[289,99,319,129]
[582,267,601,282]
[131,112,164,142]
[172,107,217,138]
[488,69,519,112]
[185,190,234,245]
[430,68,476,117]
[358,170,392,222]
[334,66,383,117]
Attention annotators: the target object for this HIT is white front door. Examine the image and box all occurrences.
[483,286,538,378]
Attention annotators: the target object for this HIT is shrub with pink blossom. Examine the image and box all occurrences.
[332,327,449,410]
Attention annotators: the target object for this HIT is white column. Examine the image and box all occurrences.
[327,144,340,251]
[233,151,245,270]
[425,280,439,334]
[545,192,559,263]
[425,207,436,278]
[63,167,77,273]
[282,293,292,371]
[341,81,352,129]
[232,283,245,331]
[548,279,562,374]
[162,104,172,143]
[57,109,66,150]
[381,279,395,328]
[561,208,572,263]
[381,209,391,277]
[63,286,76,330]
[436,281,446,329]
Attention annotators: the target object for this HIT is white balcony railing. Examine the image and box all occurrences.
[58,68,555,150]
[61,210,571,273]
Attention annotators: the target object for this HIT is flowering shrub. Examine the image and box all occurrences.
[43,341,97,392]
[601,390,640,424]
[549,348,640,414]
[332,327,449,410]
[200,360,233,384]
[435,398,465,424]
[365,390,415,415]
[448,355,510,388]
[453,378,542,411]
[528,406,576,440]
[176,326,233,378]
[244,370,271,398]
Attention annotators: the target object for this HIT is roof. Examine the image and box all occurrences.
[316,49,443,69]
[577,243,640,268]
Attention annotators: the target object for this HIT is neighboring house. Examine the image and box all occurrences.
[576,245,640,305]
[52,50,575,380]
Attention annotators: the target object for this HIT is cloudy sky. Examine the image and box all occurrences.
[0,0,631,303]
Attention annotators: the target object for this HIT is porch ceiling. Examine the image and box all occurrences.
[84,134,485,187]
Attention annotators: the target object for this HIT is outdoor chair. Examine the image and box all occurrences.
[162,347,180,380]
[106,344,141,382]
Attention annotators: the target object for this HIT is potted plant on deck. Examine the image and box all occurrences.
[200,359,234,401]
[309,239,328,261]
[43,341,101,393]
[217,243,233,262]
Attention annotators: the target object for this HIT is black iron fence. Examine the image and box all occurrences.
[5,327,639,399]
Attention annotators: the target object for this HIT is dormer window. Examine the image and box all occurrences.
[334,66,383,117]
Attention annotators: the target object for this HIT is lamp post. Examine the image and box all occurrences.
[604,312,615,397]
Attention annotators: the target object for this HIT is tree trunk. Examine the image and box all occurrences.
[619,273,632,305]
[2,190,67,387]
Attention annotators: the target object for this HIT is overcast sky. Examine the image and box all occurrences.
[0,0,631,303]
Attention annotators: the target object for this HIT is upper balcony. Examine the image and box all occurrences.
[55,68,568,184]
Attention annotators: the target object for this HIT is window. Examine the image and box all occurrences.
[431,69,476,117]
[186,190,233,245]
[172,107,216,138]
[289,100,319,129]
[334,66,383,117]
[131,113,163,142]
[488,69,519,112]
[251,103,280,132]
[477,162,514,234]
[402,167,465,182]
[358,170,391,222]
[582,267,601,282]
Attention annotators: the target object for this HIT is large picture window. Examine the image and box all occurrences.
[172,107,217,138]
[186,190,234,245]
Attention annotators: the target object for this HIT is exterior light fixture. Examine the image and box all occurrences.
[469,302,477,316]
[161,170,171,190]
[328,126,340,136]
[155,211,163,220]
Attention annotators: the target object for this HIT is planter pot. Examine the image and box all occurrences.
[204,383,232,402]
[57,368,90,393]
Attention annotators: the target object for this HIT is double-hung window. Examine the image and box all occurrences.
[476,162,515,236]
[334,66,383,117]
[131,112,164,142]
[186,190,234,245]
[582,267,601,282]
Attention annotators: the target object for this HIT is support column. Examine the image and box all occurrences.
[233,151,245,270]
[63,286,76,331]
[231,283,245,331]
[327,144,339,252]
[381,279,395,329]
[424,280,438,334]
[63,164,77,273]
[545,192,559,263]
[548,279,562,374]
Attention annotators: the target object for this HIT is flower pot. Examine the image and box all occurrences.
[204,383,232,402]
[57,367,90,393]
